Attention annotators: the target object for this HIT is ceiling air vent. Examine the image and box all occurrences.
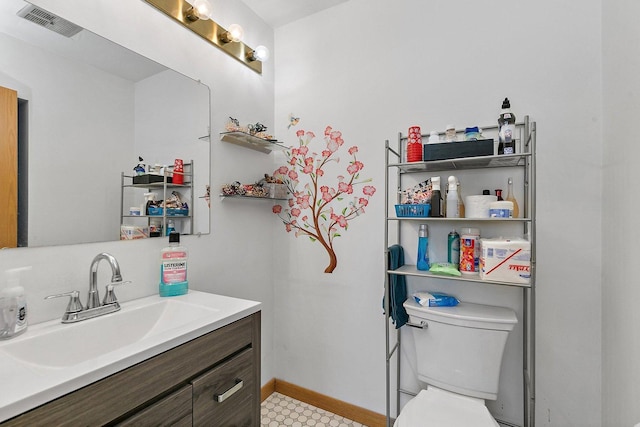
[16,5,82,38]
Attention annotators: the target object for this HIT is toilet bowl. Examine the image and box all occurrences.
[394,387,498,427]
[395,298,517,426]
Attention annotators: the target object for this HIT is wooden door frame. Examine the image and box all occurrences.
[0,85,18,248]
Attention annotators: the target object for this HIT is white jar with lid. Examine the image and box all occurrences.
[428,131,440,144]
[489,200,514,218]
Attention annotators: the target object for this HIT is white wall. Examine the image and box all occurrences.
[602,1,640,426]
[0,32,133,246]
[133,69,210,234]
[274,0,602,425]
[0,0,277,386]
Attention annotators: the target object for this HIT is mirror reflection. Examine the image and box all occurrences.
[0,0,211,248]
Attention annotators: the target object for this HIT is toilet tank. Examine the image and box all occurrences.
[403,298,517,401]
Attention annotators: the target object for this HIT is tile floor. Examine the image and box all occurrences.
[261,392,366,427]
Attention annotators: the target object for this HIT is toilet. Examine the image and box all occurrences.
[394,298,518,427]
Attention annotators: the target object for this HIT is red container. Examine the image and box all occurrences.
[407,126,423,162]
[173,158,184,185]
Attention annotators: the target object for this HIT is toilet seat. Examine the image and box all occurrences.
[394,387,499,427]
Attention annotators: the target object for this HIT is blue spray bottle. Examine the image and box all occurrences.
[417,224,430,271]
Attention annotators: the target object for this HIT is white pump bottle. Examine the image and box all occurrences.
[0,266,31,339]
[446,176,460,218]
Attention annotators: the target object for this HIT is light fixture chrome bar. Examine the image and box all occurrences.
[143,0,263,74]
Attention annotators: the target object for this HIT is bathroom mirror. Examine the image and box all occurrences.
[0,0,211,248]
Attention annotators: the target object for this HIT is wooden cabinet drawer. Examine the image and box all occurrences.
[192,348,255,427]
[115,384,192,427]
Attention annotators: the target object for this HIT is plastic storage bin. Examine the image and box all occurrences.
[395,204,431,217]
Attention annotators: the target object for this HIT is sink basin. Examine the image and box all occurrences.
[1,299,218,368]
[0,290,260,423]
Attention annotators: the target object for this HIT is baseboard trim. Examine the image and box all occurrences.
[261,378,386,427]
[261,377,276,403]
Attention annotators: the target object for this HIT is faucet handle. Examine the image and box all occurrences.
[45,290,84,314]
[102,280,131,305]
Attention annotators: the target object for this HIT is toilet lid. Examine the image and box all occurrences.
[394,388,499,427]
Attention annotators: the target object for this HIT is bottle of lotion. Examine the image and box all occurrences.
[0,267,31,339]
[498,97,516,155]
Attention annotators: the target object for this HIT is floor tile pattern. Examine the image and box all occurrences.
[261,392,366,427]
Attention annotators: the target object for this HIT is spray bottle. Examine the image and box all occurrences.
[1,267,31,339]
[446,176,460,218]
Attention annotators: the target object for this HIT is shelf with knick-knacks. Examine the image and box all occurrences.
[220,117,287,153]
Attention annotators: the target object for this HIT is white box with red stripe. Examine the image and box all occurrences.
[480,238,531,284]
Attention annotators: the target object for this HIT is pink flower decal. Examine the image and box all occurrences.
[272,125,375,273]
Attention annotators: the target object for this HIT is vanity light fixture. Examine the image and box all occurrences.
[143,0,267,74]
[184,0,212,22]
[247,45,269,62]
[220,24,244,43]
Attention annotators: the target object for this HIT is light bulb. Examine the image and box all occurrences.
[227,24,244,42]
[253,45,269,62]
[192,0,212,20]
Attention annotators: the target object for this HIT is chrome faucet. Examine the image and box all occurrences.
[46,252,130,323]
[88,252,122,309]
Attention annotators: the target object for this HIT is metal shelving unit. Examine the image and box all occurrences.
[120,161,194,236]
[384,117,536,427]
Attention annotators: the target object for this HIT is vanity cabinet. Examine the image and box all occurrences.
[1,312,261,427]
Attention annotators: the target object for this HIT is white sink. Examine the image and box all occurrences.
[0,290,261,422]
[1,299,218,368]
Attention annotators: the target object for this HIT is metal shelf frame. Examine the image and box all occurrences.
[120,161,195,236]
[384,117,536,427]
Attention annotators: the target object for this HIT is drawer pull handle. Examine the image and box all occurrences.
[214,379,244,403]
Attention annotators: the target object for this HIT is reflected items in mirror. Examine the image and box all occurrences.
[0,0,211,247]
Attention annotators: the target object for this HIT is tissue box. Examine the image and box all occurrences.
[120,225,149,240]
[133,174,172,184]
[479,238,531,284]
[423,139,494,161]
[266,183,288,199]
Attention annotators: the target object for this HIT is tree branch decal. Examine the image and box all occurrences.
[272,126,376,273]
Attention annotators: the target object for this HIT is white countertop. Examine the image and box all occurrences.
[0,290,261,422]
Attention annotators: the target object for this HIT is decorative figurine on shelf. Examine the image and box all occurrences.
[248,122,268,135]
[225,116,242,132]
[133,156,145,175]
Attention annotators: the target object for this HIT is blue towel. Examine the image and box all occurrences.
[386,244,409,329]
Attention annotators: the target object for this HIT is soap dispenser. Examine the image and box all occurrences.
[1,266,31,339]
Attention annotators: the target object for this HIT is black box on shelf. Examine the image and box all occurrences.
[423,139,494,161]
[133,174,172,184]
